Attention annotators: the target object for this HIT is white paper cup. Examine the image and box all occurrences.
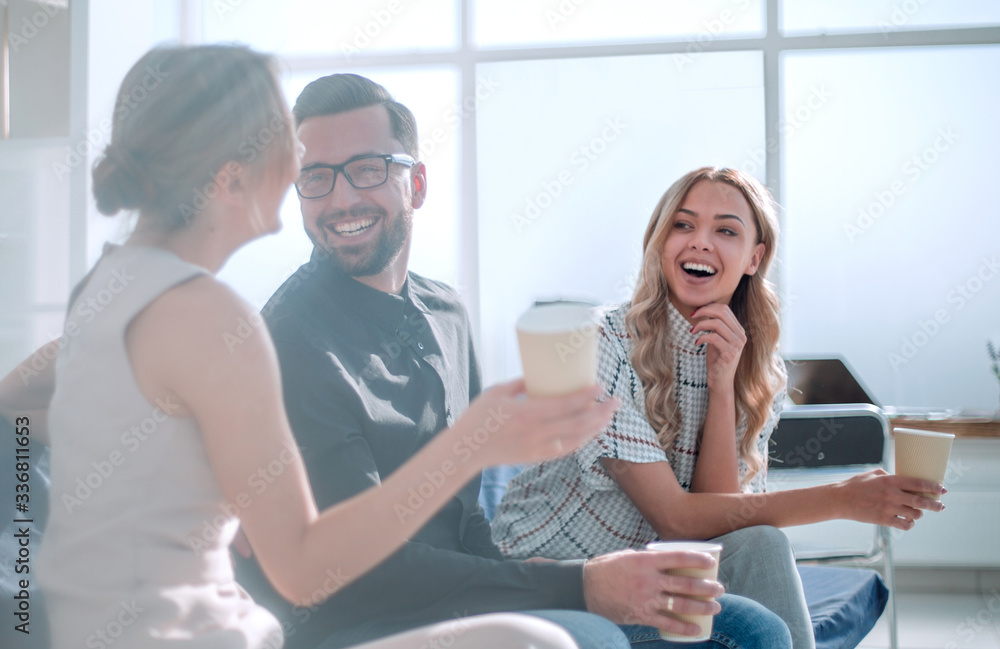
[894,428,954,500]
[645,541,723,643]
[516,303,599,397]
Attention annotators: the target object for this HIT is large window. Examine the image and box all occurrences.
[475,51,765,382]
[782,45,1000,409]
[148,1,1000,410]
[203,0,460,56]
[782,0,1000,35]
[4,1,998,412]
[473,0,764,48]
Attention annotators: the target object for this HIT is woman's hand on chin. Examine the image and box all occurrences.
[689,303,745,394]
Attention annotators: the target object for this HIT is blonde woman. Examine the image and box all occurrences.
[492,167,945,649]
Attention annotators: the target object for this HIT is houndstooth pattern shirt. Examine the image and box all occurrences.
[491,302,784,560]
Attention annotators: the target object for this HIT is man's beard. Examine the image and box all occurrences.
[312,207,412,279]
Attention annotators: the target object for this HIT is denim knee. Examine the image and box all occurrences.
[618,595,792,649]
[718,526,795,572]
[725,525,790,552]
[522,609,631,649]
[707,594,792,649]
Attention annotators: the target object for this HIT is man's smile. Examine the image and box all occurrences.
[327,217,377,237]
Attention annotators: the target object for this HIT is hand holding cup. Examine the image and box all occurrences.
[645,541,724,642]
[894,428,954,500]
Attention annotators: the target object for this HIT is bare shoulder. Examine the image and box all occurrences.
[130,276,265,355]
[126,276,276,415]
[138,274,251,327]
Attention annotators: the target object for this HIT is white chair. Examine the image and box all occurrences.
[767,403,898,649]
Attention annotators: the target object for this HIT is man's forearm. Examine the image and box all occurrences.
[326,541,587,623]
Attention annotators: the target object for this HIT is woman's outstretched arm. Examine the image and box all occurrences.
[603,456,945,541]
[128,276,617,607]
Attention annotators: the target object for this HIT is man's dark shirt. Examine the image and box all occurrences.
[235,249,585,649]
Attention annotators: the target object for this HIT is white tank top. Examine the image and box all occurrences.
[38,244,283,648]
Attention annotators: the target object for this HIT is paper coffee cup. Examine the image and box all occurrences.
[645,541,723,643]
[516,303,598,397]
[894,428,954,500]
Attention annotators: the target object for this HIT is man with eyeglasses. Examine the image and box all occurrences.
[234,73,790,649]
[291,151,418,285]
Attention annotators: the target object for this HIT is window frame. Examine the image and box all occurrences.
[177,0,1000,398]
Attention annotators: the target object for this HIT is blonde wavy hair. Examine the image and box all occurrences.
[625,167,785,486]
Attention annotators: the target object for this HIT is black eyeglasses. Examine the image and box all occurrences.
[295,154,416,199]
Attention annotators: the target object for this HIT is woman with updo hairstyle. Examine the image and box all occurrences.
[91,44,298,232]
[0,45,617,649]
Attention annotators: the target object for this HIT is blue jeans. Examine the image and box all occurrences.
[713,526,814,649]
[525,610,631,649]
[526,594,791,649]
[619,594,791,649]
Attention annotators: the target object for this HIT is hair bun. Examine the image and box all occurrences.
[92,146,150,216]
